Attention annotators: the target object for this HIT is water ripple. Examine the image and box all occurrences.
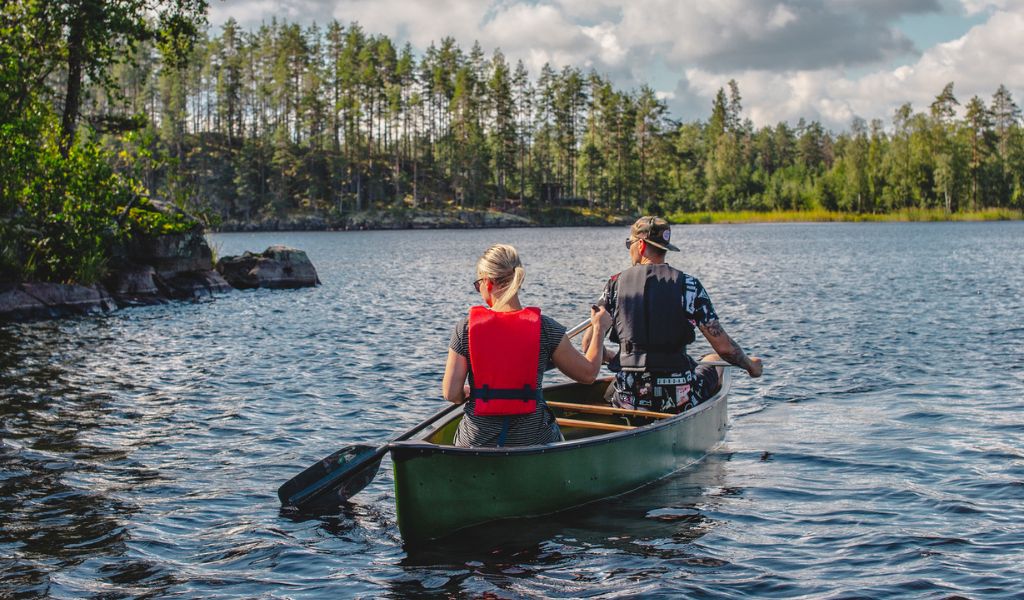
[2,222,1023,598]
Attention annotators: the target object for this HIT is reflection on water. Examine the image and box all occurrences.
[2,222,1023,598]
[391,455,731,598]
[0,324,141,597]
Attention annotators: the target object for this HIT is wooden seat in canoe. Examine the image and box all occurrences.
[555,417,634,432]
[547,401,675,420]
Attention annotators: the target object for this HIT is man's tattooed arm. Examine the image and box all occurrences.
[699,319,757,374]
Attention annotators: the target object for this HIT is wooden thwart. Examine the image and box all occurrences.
[556,418,635,432]
[548,401,675,420]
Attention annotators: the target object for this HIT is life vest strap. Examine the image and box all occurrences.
[470,384,541,401]
[624,341,685,354]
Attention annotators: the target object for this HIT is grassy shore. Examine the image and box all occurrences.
[664,207,1023,224]
[214,205,1022,231]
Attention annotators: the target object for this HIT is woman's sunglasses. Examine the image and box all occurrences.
[473,278,485,292]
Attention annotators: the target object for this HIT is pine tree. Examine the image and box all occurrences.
[963,96,995,209]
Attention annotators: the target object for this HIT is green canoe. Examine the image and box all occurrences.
[389,368,733,545]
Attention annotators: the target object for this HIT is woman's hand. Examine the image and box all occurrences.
[590,304,611,334]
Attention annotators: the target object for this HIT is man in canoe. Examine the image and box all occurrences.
[584,216,762,414]
[442,244,612,447]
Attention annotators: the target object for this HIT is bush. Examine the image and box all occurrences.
[1,112,191,284]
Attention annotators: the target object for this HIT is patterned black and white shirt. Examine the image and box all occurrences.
[598,268,719,337]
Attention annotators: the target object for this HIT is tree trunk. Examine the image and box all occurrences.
[60,12,87,157]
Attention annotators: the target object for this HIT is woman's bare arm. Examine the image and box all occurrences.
[442,349,470,403]
[553,306,611,384]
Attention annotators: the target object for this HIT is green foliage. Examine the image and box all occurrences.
[0,113,193,283]
[0,0,210,285]
[2,116,125,283]
[126,204,194,235]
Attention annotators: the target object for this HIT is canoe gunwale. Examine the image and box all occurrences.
[389,369,732,460]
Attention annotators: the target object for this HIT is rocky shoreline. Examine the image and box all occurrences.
[1,207,622,322]
[0,228,319,322]
[214,208,631,232]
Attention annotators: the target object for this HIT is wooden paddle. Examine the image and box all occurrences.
[279,315,595,511]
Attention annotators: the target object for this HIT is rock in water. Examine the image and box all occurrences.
[104,264,162,305]
[216,246,320,290]
[0,283,116,321]
[115,227,231,301]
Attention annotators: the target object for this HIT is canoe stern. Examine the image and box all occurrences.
[391,375,729,545]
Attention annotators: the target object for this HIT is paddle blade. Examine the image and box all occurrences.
[278,444,384,511]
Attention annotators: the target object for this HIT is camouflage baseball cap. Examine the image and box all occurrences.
[630,216,679,252]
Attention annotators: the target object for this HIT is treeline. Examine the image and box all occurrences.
[85,19,1023,223]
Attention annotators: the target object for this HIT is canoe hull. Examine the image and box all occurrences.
[390,371,731,545]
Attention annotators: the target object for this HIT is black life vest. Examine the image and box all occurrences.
[610,264,695,372]
[467,306,542,416]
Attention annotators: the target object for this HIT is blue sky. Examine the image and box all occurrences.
[208,0,1024,130]
[898,5,987,49]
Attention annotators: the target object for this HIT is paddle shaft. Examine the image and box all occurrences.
[345,400,462,474]
[279,401,461,508]
[356,399,463,466]
[699,360,742,368]
[566,318,592,339]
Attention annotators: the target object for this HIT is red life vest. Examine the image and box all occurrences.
[468,306,542,416]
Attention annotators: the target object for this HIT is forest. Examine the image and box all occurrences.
[2,2,1022,284]
[88,18,1024,224]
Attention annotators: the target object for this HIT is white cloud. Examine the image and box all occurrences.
[960,0,1024,15]
[326,0,489,48]
[208,0,317,28]
[676,8,1024,128]
[478,3,603,72]
[581,23,627,68]
[767,5,798,29]
[207,0,1024,131]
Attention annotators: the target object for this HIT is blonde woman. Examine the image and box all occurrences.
[442,244,611,447]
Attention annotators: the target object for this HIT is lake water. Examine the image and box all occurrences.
[2,222,1023,598]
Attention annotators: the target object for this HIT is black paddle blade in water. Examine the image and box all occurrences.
[277,402,462,513]
[277,444,384,512]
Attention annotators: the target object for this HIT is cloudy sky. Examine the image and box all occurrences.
[208,0,1024,130]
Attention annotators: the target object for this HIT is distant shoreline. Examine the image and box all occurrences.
[667,207,1023,225]
[210,207,1022,232]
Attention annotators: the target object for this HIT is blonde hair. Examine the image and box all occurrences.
[476,244,525,310]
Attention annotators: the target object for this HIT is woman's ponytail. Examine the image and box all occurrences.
[476,245,525,310]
